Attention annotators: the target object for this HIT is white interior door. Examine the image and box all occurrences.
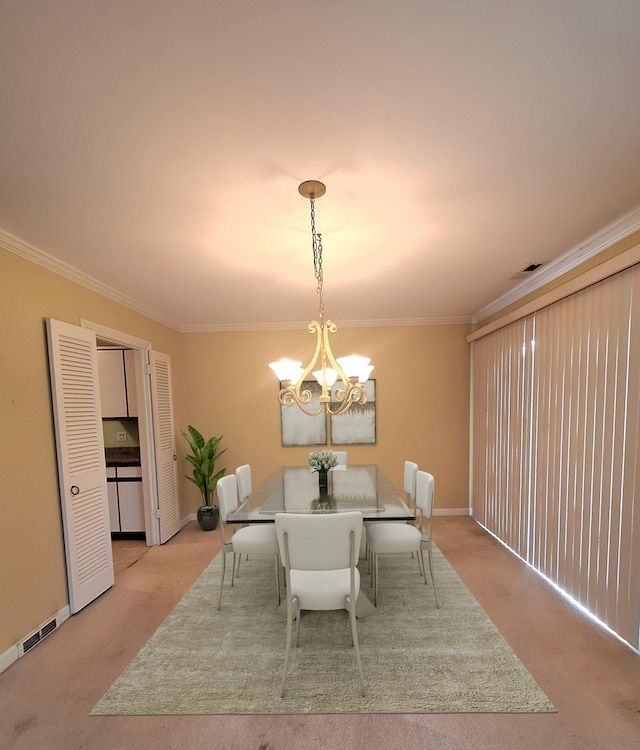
[46,319,114,613]
[150,350,181,543]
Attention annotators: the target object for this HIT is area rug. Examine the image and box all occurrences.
[91,545,555,715]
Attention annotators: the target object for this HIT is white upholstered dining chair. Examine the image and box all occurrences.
[216,474,280,610]
[366,470,440,608]
[235,464,252,501]
[403,460,419,512]
[365,459,419,573]
[234,463,253,570]
[332,451,348,468]
[275,511,366,697]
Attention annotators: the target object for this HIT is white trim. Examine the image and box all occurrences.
[0,606,70,676]
[179,315,473,333]
[0,229,181,331]
[467,240,640,343]
[433,507,471,517]
[474,206,640,322]
[0,644,17,675]
[0,227,473,332]
[4,207,639,335]
[80,320,152,350]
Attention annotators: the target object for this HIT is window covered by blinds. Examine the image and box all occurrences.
[472,264,640,650]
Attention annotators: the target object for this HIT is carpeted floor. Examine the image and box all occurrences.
[91,544,555,715]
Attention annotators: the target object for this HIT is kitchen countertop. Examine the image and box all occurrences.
[105,447,141,467]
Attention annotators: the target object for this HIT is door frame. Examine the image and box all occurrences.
[80,319,161,546]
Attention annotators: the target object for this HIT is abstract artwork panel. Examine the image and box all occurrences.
[330,379,376,445]
[280,380,327,446]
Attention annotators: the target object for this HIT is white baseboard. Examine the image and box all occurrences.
[0,644,17,675]
[434,507,471,516]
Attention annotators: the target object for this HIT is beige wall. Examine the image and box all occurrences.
[0,248,181,654]
[1,245,471,656]
[175,324,471,513]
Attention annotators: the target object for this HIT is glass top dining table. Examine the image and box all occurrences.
[227,464,414,524]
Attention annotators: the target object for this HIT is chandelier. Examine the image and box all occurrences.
[268,180,374,417]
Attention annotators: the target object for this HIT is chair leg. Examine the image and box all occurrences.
[426,548,440,608]
[280,600,294,698]
[274,555,281,605]
[420,548,440,608]
[295,608,301,647]
[348,598,366,696]
[217,550,227,610]
[373,554,379,606]
[231,552,238,587]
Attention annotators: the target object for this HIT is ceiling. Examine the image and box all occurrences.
[2,1,640,331]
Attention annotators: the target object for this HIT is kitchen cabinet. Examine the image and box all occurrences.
[106,467,119,532]
[107,465,144,534]
[98,349,138,418]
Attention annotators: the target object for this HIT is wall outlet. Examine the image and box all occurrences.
[116,431,127,442]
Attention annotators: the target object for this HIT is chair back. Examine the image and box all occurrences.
[403,461,419,502]
[415,470,435,528]
[217,474,239,522]
[333,451,348,467]
[235,464,252,500]
[275,511,363,571]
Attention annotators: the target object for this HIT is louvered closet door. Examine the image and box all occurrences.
[46,319,114,613]
[150,350,181,543]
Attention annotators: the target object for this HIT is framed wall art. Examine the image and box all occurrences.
[329,379,376,445]
[280,380,327,446]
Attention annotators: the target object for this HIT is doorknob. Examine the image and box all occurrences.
[70,485,80,495]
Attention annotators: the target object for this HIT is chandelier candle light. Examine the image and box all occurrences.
[269,180,374,417]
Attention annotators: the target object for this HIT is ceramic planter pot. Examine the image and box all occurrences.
[197,505,220,531]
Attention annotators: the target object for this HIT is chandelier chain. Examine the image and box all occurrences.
[310,196,325,323]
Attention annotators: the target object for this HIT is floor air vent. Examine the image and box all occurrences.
[19,618,57,656]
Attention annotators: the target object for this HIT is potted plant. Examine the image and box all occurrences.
[181,425,227,531]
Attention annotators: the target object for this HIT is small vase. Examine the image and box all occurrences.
[318,470,329,494]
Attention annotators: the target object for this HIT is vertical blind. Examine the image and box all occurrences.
[472,264,640,650]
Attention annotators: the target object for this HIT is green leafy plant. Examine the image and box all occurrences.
[181,426,227,507]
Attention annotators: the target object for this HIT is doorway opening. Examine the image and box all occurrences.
[112,538,149,577]
[97,343,148,559]
[82,320,163,548]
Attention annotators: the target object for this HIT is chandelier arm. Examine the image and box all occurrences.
[296,319,325,388]
[278,321,325,415]
[321,321,369,411]
[277,387,323,417]
[326,383,368,415]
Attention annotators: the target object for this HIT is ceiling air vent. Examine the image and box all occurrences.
[510,262,544,280]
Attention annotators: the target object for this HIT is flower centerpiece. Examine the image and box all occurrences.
[308,449,338,494]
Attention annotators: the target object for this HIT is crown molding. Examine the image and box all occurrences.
[179,315,473,333]
[474,206,640,322]
[0,229,181,331]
